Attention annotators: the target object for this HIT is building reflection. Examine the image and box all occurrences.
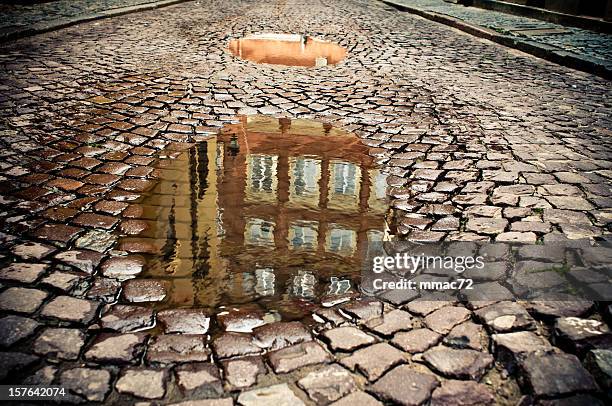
[143,116,388,311]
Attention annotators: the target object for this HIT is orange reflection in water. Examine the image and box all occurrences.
[119,116,388,323]
[228,33,347,67]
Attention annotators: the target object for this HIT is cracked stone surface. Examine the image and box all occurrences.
[369,365,439,406]
[115,368,167,399]
[0,0,610,404]
[297,364,357,404]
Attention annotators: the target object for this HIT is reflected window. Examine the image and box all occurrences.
[328,160,361,211]
[326,225,356,256]
[367,230,384,243]
[246,154,278,203]
[291,270,316,298]
[289,156,321,208]
[368,169,388,213]
[289,221,318,251]
[244,218,275,247]
[329,277,352,295]
[255,268,275,296]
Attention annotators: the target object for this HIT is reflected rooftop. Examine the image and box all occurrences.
[228,33,347,67]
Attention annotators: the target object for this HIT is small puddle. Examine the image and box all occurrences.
[120,116,388,327]
[228,33,347,67]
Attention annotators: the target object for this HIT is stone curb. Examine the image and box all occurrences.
[381,0,612,80]
[0,0,192,43]
[473,0,612,34]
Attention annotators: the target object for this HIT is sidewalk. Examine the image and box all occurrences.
[383,0,612,78]
[0,0,188,42]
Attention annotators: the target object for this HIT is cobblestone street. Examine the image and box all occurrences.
[0,0,611,405]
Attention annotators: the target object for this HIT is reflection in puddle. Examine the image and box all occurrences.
[122,116,388,324]
[228,33,347,67]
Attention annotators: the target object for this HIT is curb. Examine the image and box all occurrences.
[473,0,612,34]
[0,0,192,43]
[381,0,611,80]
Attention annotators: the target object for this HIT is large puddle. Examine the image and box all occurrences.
[228,33,347,67]
[120,116,388,326]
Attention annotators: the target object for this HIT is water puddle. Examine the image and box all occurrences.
[120,116,388,326]
[228,33,347,67]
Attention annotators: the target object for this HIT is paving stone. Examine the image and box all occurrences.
[222,355,266,389]
[422,346,493,380]
[175,363,223,396]
[526,300,593,319]
[0,315,39,347]
[463,262,506,281]
[519,353,599,397]
[495,231,537,243]
[546,196,594,211]
[424,306,472,334]
[268,341,331,373]
[252,321,311,350]
[444,321,486,350]
[405,299,453,316]
[466,218,507,234]
[73,213,118,229]
[237,383,305,406]
[100,255,145,280]
[54,250,103,274]
[100,304,154,332]
[369,365,439,406]
[116,368,167,399]
[322,326,377,351]
[340,299,383,322]
[0,351,40,380]
[75,230,116,253]
[146,334,210,364]
[33,328,85,360]
[329,391,382,406]
[544,209,592,225]
[23,365,57,386]
[60,367,112,403]
[86,277,122,303]
[430,380,495,406]
[84,333,147,364]
[340,342,406,381]
[40,271,83,292]
[297,364,357,404]
[364,309,413,336]
[213,332,262,359]
[0,263,47,283]
[492,331,554,370]
[554,317,612,356]
[584,349,612,395]
[122,279,168,302]
[11,242,56,260]
[158,309,210,334]
[0,287,48,313]
[215,306,267,333]
[474,301,536,332]
[391,328,442,353]
[40,295,99,324]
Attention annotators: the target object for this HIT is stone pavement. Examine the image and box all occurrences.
[385,0,612,75]
[0,0,611,404]
[0,0,188,41]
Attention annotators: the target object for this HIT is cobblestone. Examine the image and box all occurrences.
[386,0,612,71]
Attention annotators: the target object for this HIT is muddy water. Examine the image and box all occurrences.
[123,116,388,325]
[228,33,347,67]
